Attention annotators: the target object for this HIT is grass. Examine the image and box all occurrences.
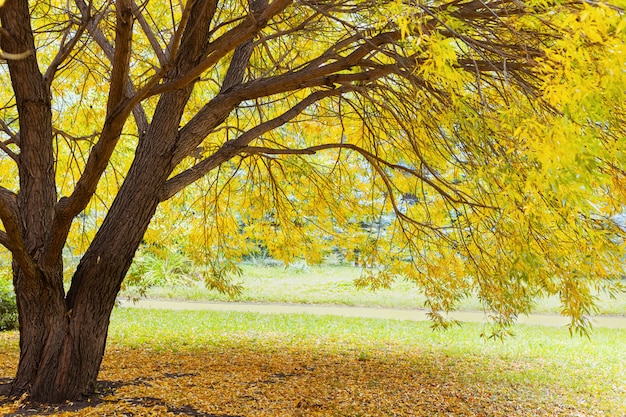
[2,307,623,416]
[121,263,626,316]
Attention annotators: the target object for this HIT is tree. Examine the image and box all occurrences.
[0,0,624,403]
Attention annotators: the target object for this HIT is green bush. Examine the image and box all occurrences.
[0,279,18,331]
[124,246,200,296]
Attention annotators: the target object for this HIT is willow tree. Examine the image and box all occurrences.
[0,0,624,403]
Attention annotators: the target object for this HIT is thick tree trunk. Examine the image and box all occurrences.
[10,86,200,404]
[12,266,112,403]
[11,266,67,399]
[10,233,113,402]
[10,164,171,402]
[11,142,175,402]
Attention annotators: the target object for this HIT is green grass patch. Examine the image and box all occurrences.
[120,264,626,316]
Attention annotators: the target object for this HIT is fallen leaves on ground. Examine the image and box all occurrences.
[0,332,611,416]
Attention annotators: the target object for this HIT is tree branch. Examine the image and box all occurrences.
[106,0,134,115]
[74,0,149,132]
[167,8,536,205]
[220,1,269,93]
[1,0,58,275]
[149,0,293,96]
[161,87,347,201]
[243,143,497,210]
[0,139,18,161]
[173,30,402,165]
[0,187,36,275]
[131,0,167,67]
[0,230,9,250]
[43,10,90,89]
[164,0,211,64]
[59,0,134,218]
[230,30,401,100]
[0,118,19,146]
[47,0,136,266]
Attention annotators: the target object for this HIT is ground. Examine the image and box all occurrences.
[0,323,618,417]
[0,270,624,416]
[0,342,599,416]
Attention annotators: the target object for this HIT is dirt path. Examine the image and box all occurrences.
[117,299,626,329]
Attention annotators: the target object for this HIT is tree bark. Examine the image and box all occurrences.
[11,0,224,402]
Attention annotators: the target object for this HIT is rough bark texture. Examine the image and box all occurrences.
[1,0,66,401]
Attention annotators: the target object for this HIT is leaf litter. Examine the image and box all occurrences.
[0,331,614,417]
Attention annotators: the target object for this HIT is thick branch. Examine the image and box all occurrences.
[0,187,35,275]
[221,0,269,92]
[161,88,346,200]
[1,0,57,272]
[234,31,401,100]
[106,0,134,114]
[59,0,133,215]
[174,31,401,163]
[149,0,293,96]
[0,190,18,253]
[165,0,212,63]
[0,230,9,250]
[47,0,136,265]
[0,187,19,235]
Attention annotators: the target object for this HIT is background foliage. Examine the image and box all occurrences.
[0,272,17,332]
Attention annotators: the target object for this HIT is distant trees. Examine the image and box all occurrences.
[0,0,624,403]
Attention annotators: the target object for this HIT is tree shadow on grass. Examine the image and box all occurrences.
[0,376,243,417]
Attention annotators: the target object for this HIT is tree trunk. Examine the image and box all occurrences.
[12,265,112,403]
[9,83,199,403]
[10,161,172,402]
[10,224,120,402]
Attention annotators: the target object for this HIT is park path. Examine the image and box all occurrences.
[117,299,626,329]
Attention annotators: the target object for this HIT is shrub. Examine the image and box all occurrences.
[124,246,200,295]
[0,279,18,331]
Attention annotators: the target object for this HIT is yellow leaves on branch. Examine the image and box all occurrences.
[2,0,619,325]
[540,4,626,114]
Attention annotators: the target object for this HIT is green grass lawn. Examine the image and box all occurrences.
[2,263,624,415]
[121,264,626,316]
